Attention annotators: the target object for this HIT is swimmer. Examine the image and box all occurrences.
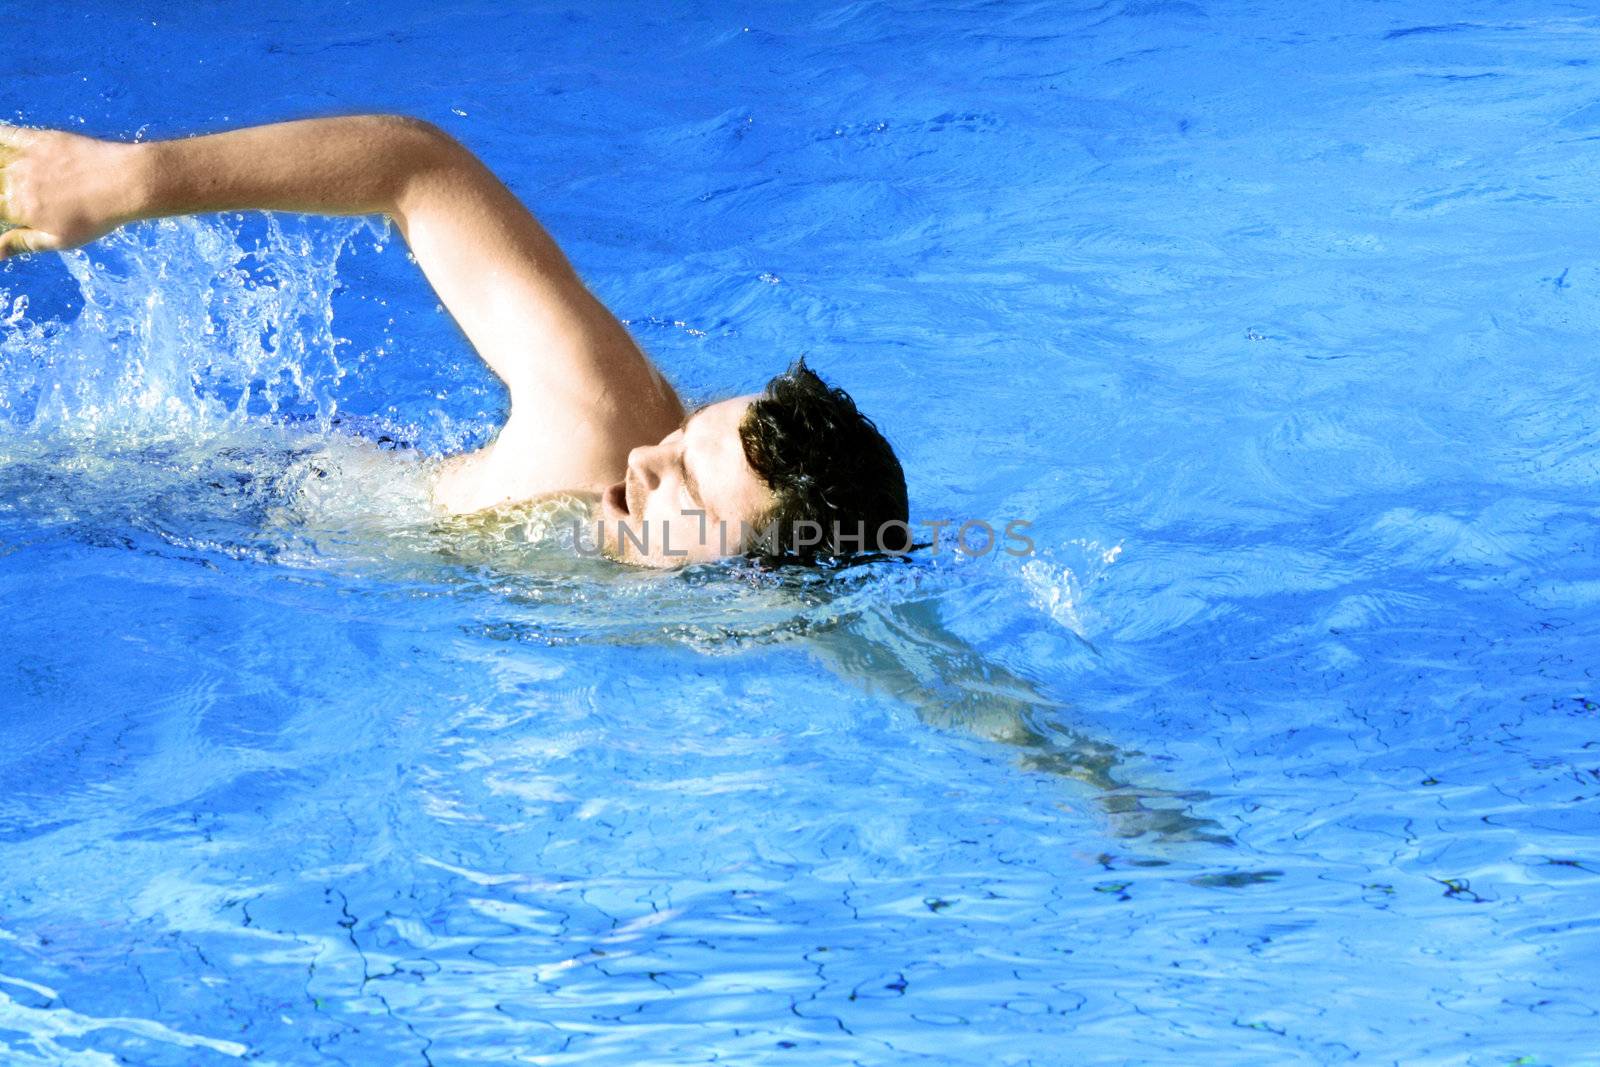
[0,115,908,566]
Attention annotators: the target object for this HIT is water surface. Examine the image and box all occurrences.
[2,2,1598,1063]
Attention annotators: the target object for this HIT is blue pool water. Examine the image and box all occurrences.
[3,1,1599,1062]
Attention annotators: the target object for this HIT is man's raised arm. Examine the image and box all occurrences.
[0,116,684,508]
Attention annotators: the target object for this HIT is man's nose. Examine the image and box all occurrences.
[628,444,664,489]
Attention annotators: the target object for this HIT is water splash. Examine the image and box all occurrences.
[0,213,384,439]
[0,214,468,588]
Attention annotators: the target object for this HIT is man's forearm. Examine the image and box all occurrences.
[133,115,457,223]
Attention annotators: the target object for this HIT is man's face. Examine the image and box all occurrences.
[597,395,774,568]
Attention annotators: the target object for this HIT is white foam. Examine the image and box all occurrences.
[1019,539,1122,638]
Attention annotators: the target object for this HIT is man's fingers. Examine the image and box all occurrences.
[0,228,61,261]
[0,125,31,165]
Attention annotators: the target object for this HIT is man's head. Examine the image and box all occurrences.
[597,360,909,567]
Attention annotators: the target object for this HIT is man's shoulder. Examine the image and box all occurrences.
[429,396,678,516]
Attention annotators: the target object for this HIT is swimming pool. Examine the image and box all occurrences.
[3,1,1598,1062]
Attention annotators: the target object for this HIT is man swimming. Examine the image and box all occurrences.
[0,115,908,566]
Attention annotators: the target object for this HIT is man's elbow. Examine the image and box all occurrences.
[372,114,452,145]
[375,116,472,220]
[365,115,462,170]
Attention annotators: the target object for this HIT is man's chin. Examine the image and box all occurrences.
[580,503,704,569]
[588,514,661,568]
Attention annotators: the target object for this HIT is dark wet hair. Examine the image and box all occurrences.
[738,358,910,561]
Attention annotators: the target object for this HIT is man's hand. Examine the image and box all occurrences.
[0,126,144,260]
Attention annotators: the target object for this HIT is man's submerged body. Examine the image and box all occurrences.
[0,114,908,567]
